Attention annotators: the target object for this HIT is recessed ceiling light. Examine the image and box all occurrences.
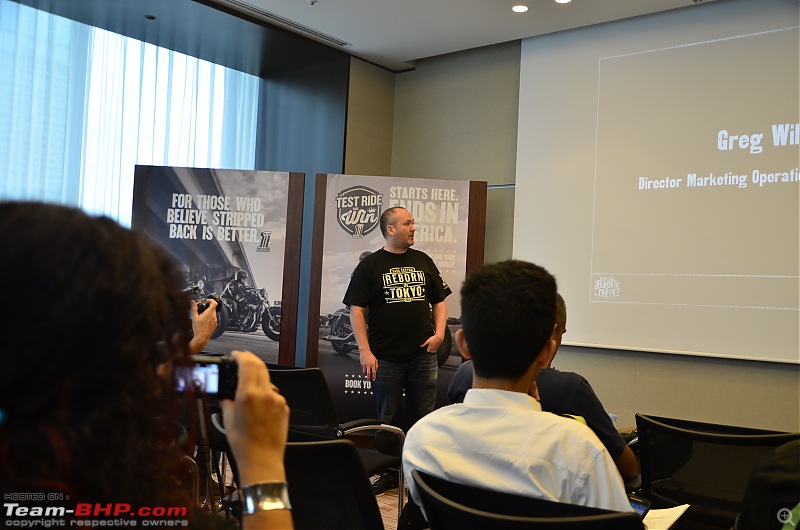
[512,5,528,13]
[555,0,571,4]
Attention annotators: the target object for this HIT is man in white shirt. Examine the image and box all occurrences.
[402,260,633,515]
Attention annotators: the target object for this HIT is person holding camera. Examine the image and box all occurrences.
[0,202,293,529]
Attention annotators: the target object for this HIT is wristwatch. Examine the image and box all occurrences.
[241,481,292,514]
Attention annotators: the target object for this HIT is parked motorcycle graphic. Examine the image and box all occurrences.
[182,267,280,341]
[220,283,281,341]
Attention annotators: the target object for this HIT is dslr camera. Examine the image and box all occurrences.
[196,293,222,314]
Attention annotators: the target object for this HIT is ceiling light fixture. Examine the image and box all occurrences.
[512,5,528,13]
[555,0,571,4]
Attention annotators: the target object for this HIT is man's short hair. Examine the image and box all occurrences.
[555,292,567,331]
[379,207,404,238]
[460,260,557,379]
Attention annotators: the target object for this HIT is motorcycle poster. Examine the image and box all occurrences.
[316,174,472,422]
[132,166,295,365]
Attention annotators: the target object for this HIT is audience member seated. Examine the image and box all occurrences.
[448,293,638,482]
[736,439,800,530]
[0,202,293,529]
[402,260,633,516]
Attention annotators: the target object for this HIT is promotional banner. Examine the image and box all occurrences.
[132,166,293,365]
[316,174,471,421]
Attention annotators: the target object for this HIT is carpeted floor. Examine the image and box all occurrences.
[376,491,400,530]
[372,475,405,530]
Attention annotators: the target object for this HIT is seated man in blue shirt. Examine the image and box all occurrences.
[403,261,632,514]
[448,292,638,482]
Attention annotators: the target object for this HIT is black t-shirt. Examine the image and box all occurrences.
[343,248,451,362]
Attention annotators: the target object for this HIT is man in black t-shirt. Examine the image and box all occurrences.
[343,207,451,493]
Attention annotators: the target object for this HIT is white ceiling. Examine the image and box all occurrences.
[211,0,719,72]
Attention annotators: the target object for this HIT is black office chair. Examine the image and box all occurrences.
[266,365,407,515]
[285,439,386,530]
[208,417,385,529]
[411,469,644,530]
[635,413,800,530]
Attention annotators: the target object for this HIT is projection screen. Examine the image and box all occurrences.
[514,0,799,363]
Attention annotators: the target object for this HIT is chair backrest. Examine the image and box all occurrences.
[267,366,342,439]
[411,470,644,530]
[635,413,800,528]
[285,439,385,530]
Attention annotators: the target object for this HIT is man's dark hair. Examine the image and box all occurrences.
[555,292,567,331]
[460,260,557,379]
[379,207,404,238]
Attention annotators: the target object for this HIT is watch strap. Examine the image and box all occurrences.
[241,481,292,514]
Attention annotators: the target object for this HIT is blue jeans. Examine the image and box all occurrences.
[373,349,438,456]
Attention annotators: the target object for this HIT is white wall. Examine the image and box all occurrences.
[392,42,520,264]
[345,58,395,176]
[554,345,799,432]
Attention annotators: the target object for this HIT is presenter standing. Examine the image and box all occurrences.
[343,206,451,494]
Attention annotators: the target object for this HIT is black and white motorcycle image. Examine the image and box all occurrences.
[184,278,228,340]
[325,307,358,355]
[218,270,281,341]
[179,263,228,340]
